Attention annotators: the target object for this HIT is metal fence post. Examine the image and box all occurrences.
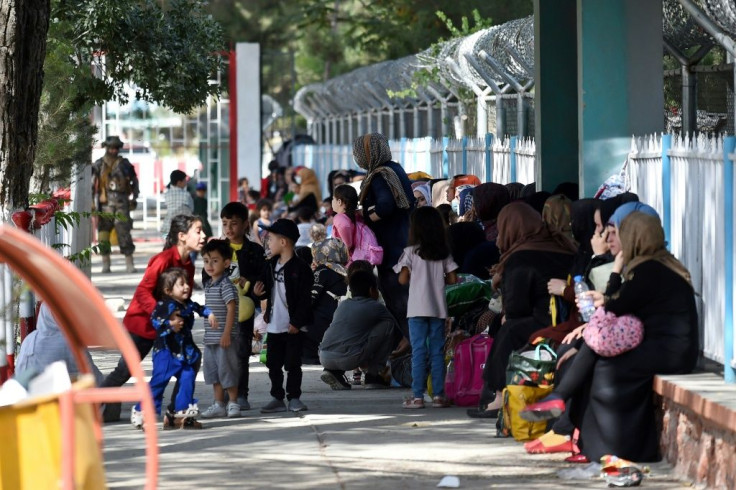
[662,134,672,246]
[461,136,468,175]
[510,136,518,183]
[400,137,407,167]
[724,135,735,383]
[442,136,450,178]
[485,133,493,183]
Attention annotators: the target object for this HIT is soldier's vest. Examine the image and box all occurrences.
[99,156,134,204]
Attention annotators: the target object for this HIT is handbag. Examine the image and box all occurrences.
[583,307,644,357]
[497,384,554,441]
[505,343,557,387]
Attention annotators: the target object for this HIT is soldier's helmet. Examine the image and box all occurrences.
[102,136,124,149]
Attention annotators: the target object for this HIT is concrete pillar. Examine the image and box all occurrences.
[576,0,664,196]
[533,0,579,192]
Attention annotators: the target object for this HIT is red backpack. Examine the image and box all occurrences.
[351,220,384,266]
[445,333,493,406]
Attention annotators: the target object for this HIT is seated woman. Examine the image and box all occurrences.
[523,211,699,462]
[526,199,650,454]
[473,202,576,416]
[461,183,510,280]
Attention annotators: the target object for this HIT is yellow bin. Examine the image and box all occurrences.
[0,381,106,489]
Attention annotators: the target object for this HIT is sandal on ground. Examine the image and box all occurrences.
[432,396,451,408]
[403,397,425,409]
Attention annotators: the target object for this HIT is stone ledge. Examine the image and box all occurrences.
[654,373,736,489]
[654,373,736,433]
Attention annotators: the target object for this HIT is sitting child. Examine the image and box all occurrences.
[319,269,398,390]
[132,267,216,429]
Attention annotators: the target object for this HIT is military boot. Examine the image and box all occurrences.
[125,254,137,273]
[101,254,112,273]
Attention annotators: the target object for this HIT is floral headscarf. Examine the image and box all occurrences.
[311,238,349,276]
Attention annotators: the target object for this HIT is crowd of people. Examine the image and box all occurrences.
[19,131,699,465]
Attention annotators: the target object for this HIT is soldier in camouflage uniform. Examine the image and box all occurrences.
[92,136,140,273]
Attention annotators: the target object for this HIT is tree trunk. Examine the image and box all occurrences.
[0,0,50,212]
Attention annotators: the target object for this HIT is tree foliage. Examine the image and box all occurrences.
[55,0,224,114]
[34,12,97,194]
[204,0,532,136]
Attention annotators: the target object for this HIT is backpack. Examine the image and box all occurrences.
[444,333,493,406]
[351,220,384,266]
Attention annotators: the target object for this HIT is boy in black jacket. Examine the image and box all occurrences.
[254,219,314,413]
[216,202,266,410]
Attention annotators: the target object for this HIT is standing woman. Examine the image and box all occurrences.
[101,214,207,422]
[353,133,415,345]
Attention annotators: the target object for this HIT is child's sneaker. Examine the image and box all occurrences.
[174,403,200,418]
[260,398,287,413]
[130,407,143,429]
[351,369,362,385]
[288,398,308,412]
[226,402,241,418]
[201,402,227,419]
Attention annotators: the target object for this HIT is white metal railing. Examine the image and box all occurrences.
[293,134,538,186]
[628,133,734,367]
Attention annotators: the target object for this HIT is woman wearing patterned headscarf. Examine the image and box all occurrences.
[304,238,350,364]
[523,212,697,463]
[353,133,415,343]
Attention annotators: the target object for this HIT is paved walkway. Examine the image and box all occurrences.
[91,220,692,489]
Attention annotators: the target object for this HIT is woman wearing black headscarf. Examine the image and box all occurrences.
[505,182,524,201]
[460,183,511,279]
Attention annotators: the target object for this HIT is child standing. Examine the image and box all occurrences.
[200,239,241,419]
[252,198,273,246]
[253,219,314,413]
[394,207,458,409]
[331,184,360,265]
[219,202,266,410]
[133,268,216,429]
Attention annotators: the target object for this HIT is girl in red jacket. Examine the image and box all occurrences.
[101,214,207,424]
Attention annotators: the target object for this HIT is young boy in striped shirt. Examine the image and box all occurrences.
[199,239,241,419]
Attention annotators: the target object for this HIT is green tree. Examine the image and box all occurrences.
[0,0,223,211]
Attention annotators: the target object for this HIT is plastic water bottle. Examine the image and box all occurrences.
[573,275,596,322]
